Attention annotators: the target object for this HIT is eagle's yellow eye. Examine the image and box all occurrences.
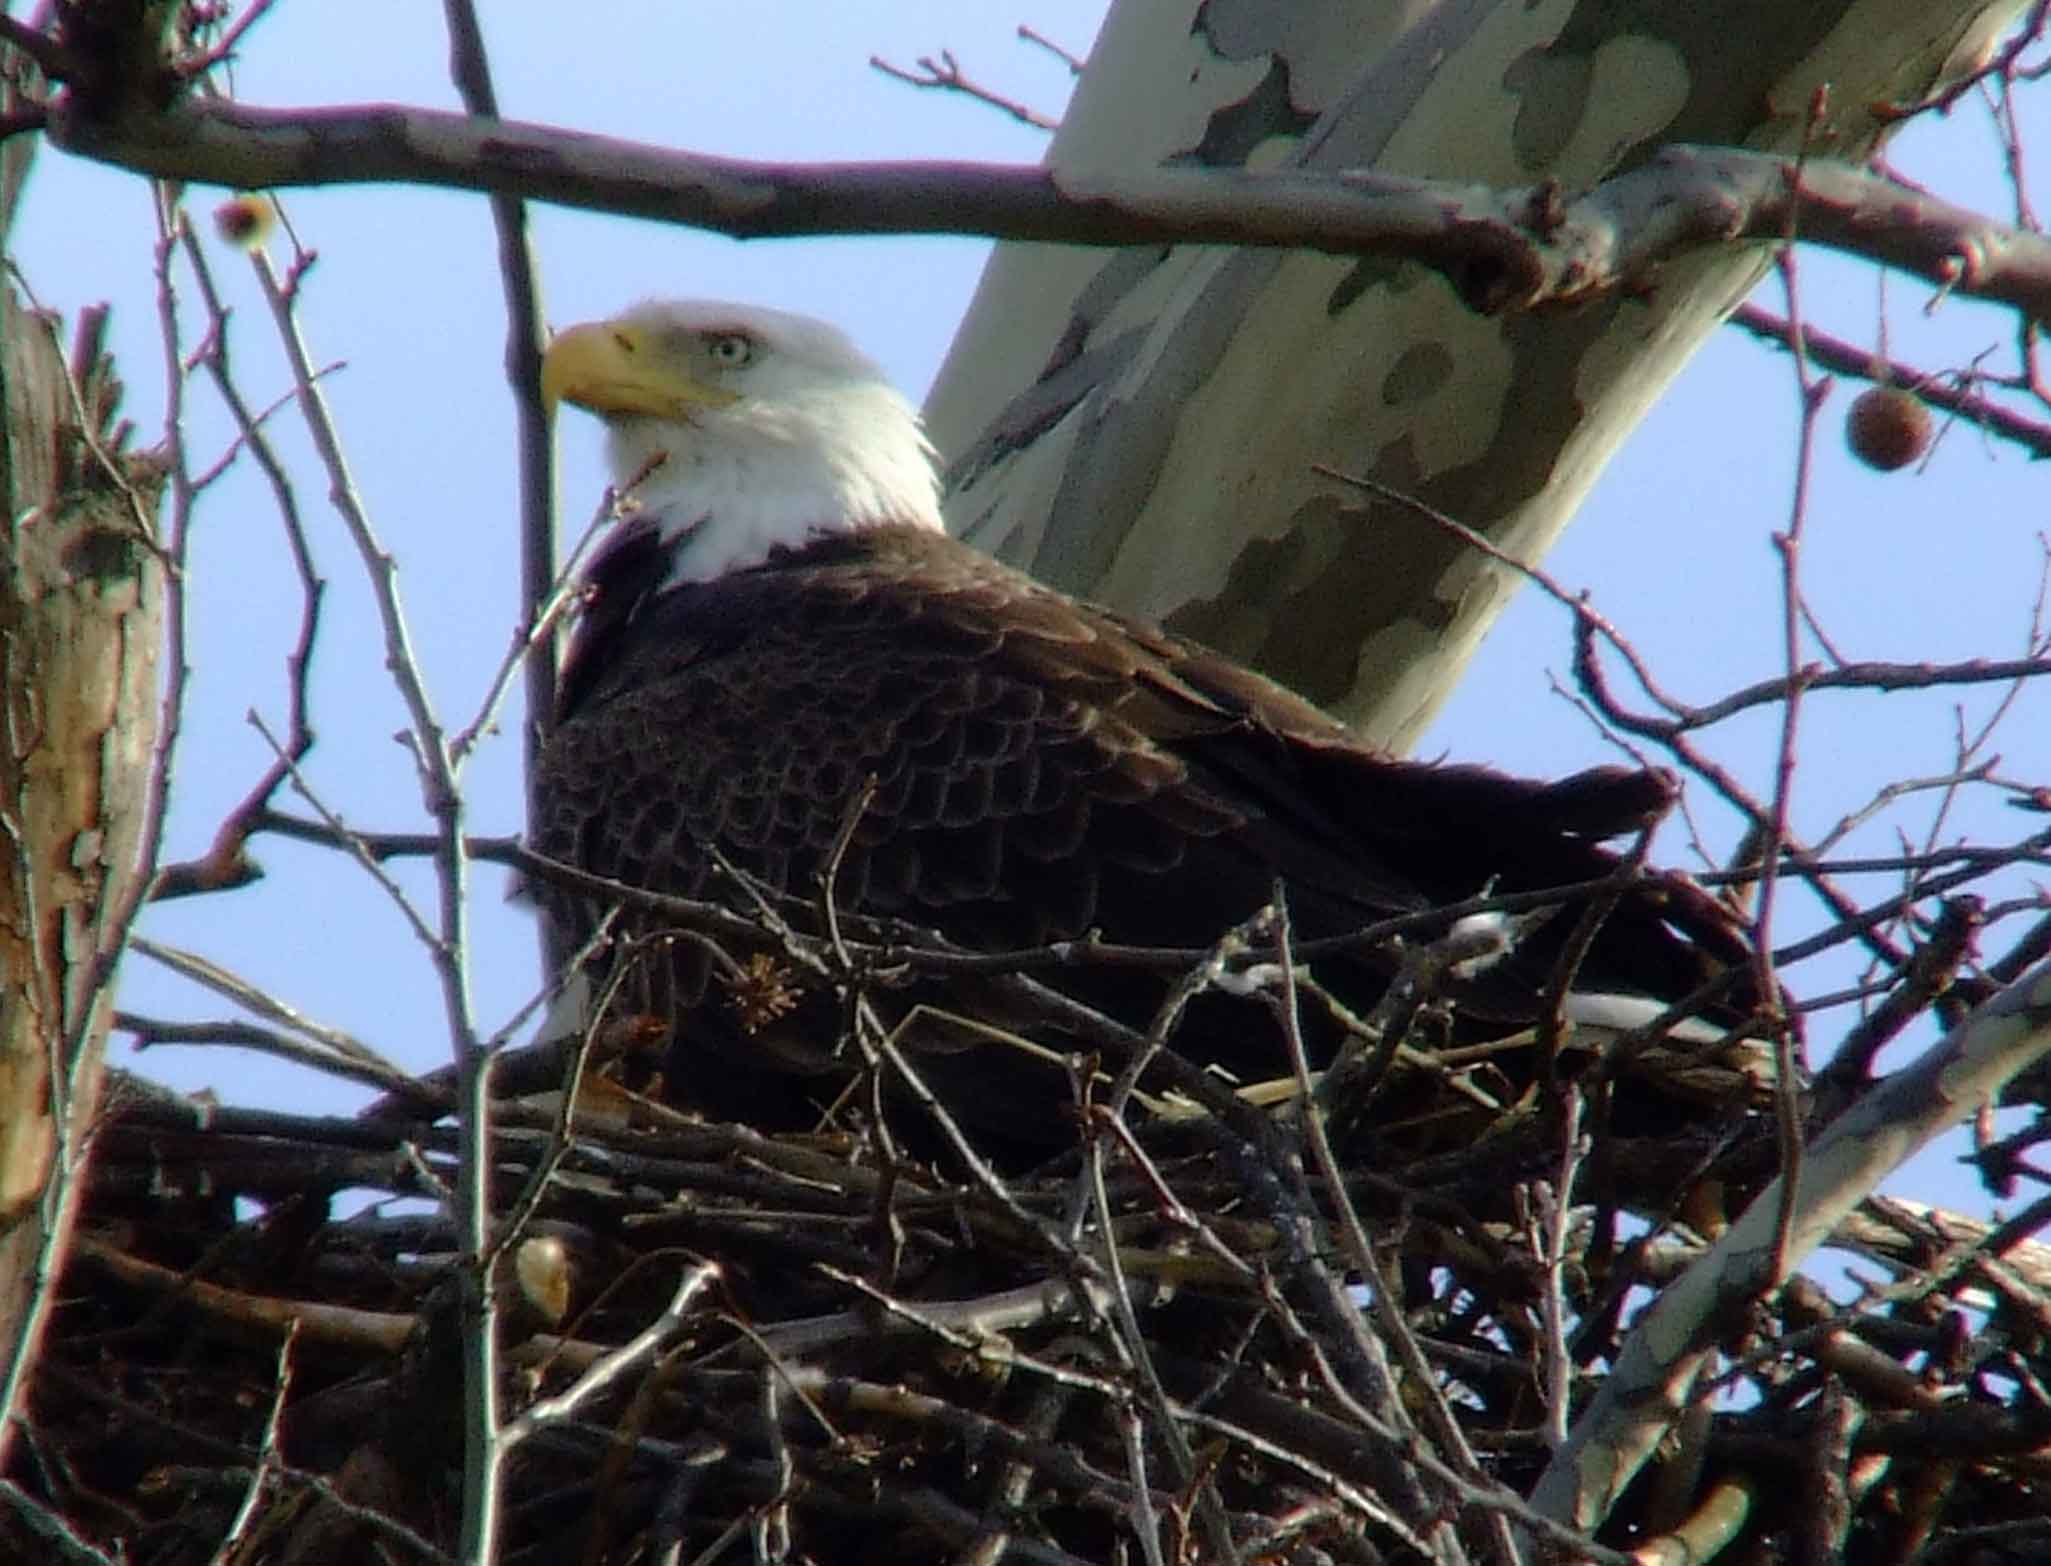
[707,334,754,368]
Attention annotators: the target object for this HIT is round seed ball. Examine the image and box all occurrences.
[1846,385,1934,472]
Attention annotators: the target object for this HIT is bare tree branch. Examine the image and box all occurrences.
[41,99,2051,324]
[1729,301,2051,458]
[870,49,1059,131]
[1015,25,1085,78]
[1528,955,2051,1536]
[436,9,544,1557]
[437,0,556,930]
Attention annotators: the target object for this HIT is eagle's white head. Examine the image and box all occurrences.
[541,299,944,586]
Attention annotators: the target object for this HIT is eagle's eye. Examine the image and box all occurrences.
[707,333,755,369]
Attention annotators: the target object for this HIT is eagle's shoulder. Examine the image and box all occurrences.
[558,522,1234,734]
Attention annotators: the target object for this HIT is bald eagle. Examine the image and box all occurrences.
[533,300,1756,1152]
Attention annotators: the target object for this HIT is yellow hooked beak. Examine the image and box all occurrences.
[540,319,741,420]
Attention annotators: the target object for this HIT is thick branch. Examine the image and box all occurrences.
[43,97,2051,322]
[0,295,163,1466]
[1528,956,2051,1535]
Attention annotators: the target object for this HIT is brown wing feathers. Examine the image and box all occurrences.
[532,523,1752,1138]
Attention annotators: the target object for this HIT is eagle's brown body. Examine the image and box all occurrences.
[533,519,1752,1147]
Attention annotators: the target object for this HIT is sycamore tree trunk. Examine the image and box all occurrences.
[0,275,163,1462]
[927,0,2026,745]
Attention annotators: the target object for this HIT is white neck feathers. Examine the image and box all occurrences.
[609,378,944,587]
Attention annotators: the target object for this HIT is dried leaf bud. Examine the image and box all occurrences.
[1845,385,1933,472]
[213,194,277,251]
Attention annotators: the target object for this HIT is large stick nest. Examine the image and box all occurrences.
[14,886,2051,1566]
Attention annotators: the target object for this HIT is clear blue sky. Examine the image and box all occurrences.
[17,5,2048,1220]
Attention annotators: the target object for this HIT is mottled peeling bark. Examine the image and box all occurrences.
[928,0,2027,744]
[0,290,163,1464]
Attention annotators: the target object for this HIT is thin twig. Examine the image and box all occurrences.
[116,1009,426,1099]
[1271,891,1522,1566]
[1728,301,2051,458]
[1017,25,1085,76]
[1084,1095,1241,1564]
[0,1482,117,1565]
[437,0,556,977]
[870,49,1060,131]
[0,14,85,80]
[212,1322,297,1556]
[169,213,326,892]
[501,1260,719,1447]
[449,475,621,763]
[1757,152,1831,1285]
[250,200,498,1564]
